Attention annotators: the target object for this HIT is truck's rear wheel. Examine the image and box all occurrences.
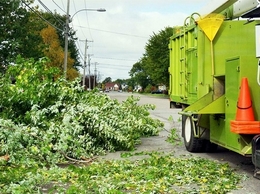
[183,116,204,152]
[203,140,218,153]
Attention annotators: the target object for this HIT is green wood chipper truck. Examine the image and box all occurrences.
[168,0,260,178]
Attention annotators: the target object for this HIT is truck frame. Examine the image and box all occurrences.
[168,0,260,178]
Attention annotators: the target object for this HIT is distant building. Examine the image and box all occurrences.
[158,85,166,91]
[105,82,120,91]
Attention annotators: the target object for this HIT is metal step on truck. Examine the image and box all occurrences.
[168,0,260,178]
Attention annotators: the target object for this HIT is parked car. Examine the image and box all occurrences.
[151,89,163,94]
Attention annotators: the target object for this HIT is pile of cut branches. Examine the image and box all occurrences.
[0,57,163,165]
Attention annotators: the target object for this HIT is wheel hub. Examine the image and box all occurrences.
[185,117,192,143]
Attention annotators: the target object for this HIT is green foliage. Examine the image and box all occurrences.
[129,59,152,90]
[120,150,160,158]
[144,84,153,93]
[144,27,174,86]
[0,56,59,121]
[166,128,182,146]
[0,0,32,71]
[0,57,163,165]
[0,1,80,74]
[0,154,243,193]
[129,27,175,87]
[102,76,112,83]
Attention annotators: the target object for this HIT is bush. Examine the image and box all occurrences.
[144,84,153,93]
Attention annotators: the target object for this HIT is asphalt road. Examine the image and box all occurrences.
[103,91,259,193]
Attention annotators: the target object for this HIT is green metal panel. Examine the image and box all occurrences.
[180,93,225,116]
[225,57,240,128]
[169,24,198,105]
[210,115,227,147]
[179,91,213,116]
[187,48,198,95]
[198,95,225,114]
[215,57,240,152]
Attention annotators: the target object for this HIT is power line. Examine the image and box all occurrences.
[98,63,133,68]
[21,0,64,32]
[71,1,86,61]
[98,66,130,70]
[38,0,64,26]
[92,56,137,62]
[52,0,66,14]
[60,0,65,10]
[83,0,95,55]
[76,40,84,61]
[73,26,148,39]
[84,0,93,41]
[71,0,87,40]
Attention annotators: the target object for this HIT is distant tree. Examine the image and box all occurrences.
[144,27,174,87]
[0,0,39,72]
[129,27,175,87]
[40,25,78,80]
[113,78,124,85]
[102,77,112,84]
[125,77,135,92]
[40,25,65,70]
[129,58,152,90]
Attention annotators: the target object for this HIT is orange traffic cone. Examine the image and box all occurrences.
[230,77,260,134]
[235,77,255,121]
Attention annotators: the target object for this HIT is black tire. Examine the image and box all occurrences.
[181,115,186,138]
[170,102,175,109]
[203,140,218,153]
[183,116,204,152]
[170,102,182,109]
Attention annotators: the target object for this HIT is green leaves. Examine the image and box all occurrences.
[166,128,182,146]
[0,154,243,193]
[0,57,163,165]
[129,27,176,88]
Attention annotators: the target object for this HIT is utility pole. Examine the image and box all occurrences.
[82,39,93,89]
[63,0,70,79]
[82,39,88,88]
[88,54,92,90]
[82,39,92,88]
[94,62,98,88]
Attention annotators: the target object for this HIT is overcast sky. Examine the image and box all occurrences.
[34,0,209,81]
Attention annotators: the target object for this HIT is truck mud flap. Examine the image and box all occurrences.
[252,135,260,179]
